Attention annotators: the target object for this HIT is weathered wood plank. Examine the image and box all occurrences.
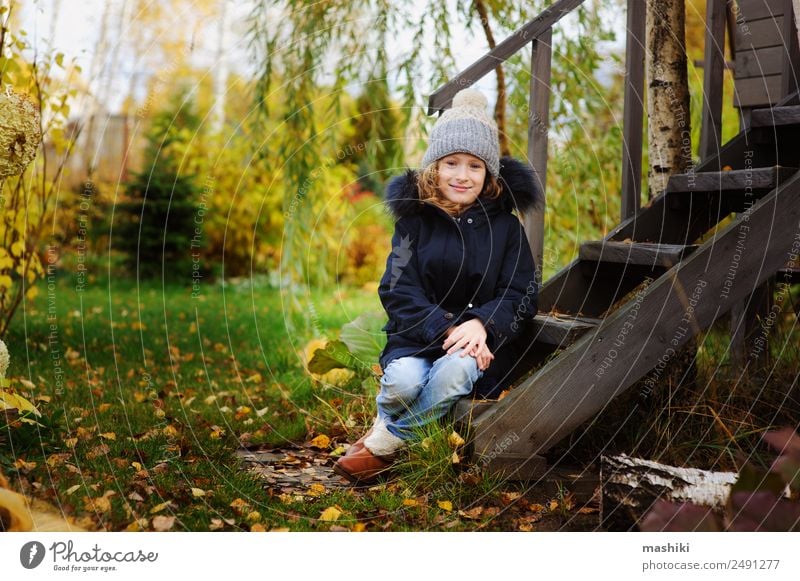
[777,266,800,282]
[736,0,785,21]
[734,74,784,106]
[621,0,645,220]
[580,241,698,268]
[667,166,798,192]
[780,0,800,98]
[735,45,785,77]
[427,0,585,114]
[735,16,785,50]
[730,280,774,371]
[471,172,800,460]
[700,0,727,161]
[531,313,601,347]
[525,31,552,287]
[751,104,800,125]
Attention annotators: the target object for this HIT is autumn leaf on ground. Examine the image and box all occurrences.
[190,488,206,498]
[152,515,176,531]
[402,498,418,507]
[319,506,342,522]
[308,434,330,449]
[458,506,484,520]
[307,483,325,497]
[437,500,453,512]
[448,431,465,448]
[499,491,521,506]
[229,498,251,515]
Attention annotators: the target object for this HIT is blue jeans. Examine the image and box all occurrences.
[376,349,483,440]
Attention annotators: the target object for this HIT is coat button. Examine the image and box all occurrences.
[467,218,473,224]
[444,312,454,320]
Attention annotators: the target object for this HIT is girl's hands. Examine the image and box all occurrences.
[443,319,494,371]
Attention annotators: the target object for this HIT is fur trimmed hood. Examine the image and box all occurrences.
[384,156,543,220]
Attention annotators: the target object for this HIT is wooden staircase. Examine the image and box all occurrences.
[471,102,800,476]
[433,0,800,479]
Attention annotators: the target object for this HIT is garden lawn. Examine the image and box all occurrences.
[4,273,590,531]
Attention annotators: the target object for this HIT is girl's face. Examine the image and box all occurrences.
[436,153,486,210]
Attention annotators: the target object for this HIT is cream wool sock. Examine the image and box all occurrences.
[364,422,404,457]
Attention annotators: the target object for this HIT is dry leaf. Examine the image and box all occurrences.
[190,488,206,498]
[458,506,484,520]
[307,483,326,496]
[229,498,250,515]
[150,501,173,514]
[352,522,367,532]
[99,432,117,441]
[437,500,453,512]
[451,451,460,464]
[448,431,465,447]
[500,491,521,506]
[548,499,558,512]
[152,515,176,531]
[270,527,290,532]
[319,506,342,522]
[250,523,266,532]
[402,498,418,507]
[308,434,331,449]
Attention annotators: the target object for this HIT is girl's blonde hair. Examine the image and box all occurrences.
[417,160,502,216]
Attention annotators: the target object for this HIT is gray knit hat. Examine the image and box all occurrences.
[422,88,500,177]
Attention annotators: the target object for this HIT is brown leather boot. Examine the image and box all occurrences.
[343,428,373,457]
[333,446,393,484]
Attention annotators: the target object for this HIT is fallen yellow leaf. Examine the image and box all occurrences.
[437,500,453,512]
[309,434,331,449]
[99,432,116,441]
[451,451,460,464]
[319,506,341,522]
[150,501,173,514]
[250,523,266,532]
[352,523,367,532]
[307,483,326,496]
[448,431,465,447]
[402,498,418,507]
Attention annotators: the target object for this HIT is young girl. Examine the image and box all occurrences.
[334,89,542,483]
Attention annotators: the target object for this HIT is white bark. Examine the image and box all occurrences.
[210,0,230,135]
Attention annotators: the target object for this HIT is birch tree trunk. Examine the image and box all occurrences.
[646,0,691,198]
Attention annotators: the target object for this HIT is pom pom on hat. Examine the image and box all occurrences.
[421,87,500,177]
[451,88,489,110]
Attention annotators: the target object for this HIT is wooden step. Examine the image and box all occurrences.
[531,313,601,347]
[579,241,698,268]
[777,267,800,284]
[667,166,797,193]
[751,105,800,128]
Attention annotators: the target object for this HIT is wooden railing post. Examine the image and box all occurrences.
[526,29,552,285]
[621,0,645,221]
[700,0,727,162]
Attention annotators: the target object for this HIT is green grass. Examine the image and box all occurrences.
[3,271,577,531]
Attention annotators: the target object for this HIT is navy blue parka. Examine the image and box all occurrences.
[378,157,543,398]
